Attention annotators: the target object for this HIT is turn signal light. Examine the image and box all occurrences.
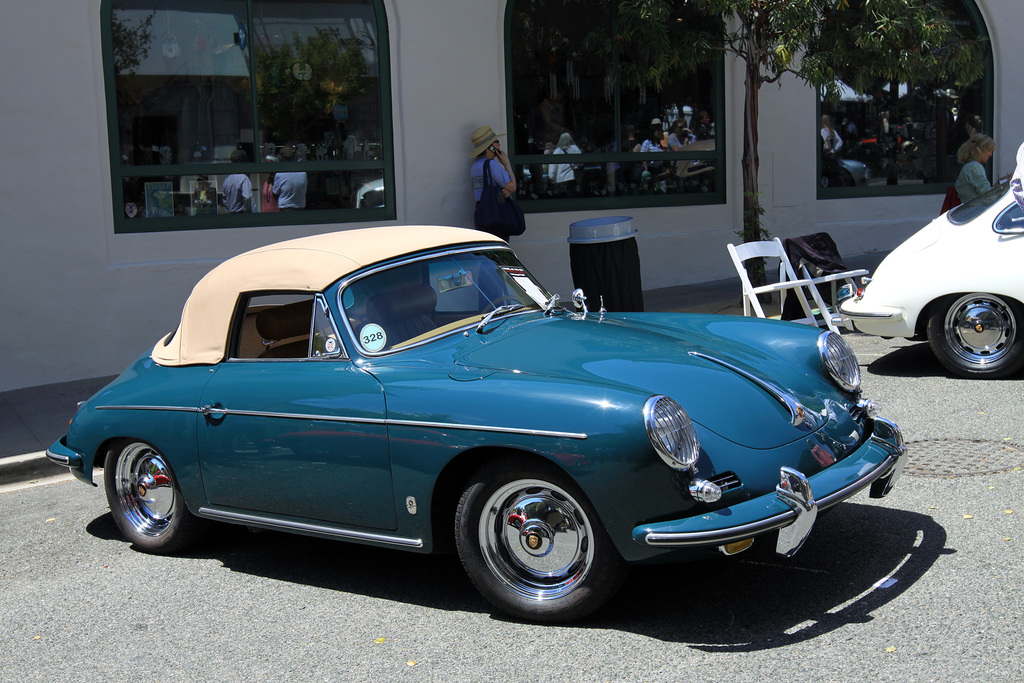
[689,478,722,503]
[719,538,754,556]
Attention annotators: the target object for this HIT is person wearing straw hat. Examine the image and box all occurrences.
[470,125,516,203]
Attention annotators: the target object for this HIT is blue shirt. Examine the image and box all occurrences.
[273,172,308,209]
[471,158,512,202]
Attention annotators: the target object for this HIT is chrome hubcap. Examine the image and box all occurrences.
[480,479,594,601]
[944,294,1016,365]
[115,443,176,537]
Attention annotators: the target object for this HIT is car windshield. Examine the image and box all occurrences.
[948,181,1011,226]
[340,249,550,354]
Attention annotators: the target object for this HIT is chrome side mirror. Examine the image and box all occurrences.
[571,288,588,315]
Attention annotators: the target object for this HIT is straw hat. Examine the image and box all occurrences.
[469,125,505,158]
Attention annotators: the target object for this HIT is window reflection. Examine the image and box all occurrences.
[106,0,391,229]
[517,155,715,200]
[821,79,985,189]
[121,170,384,218]
[253,0,382,165]
[113,1,252,167]
[509,0,721,203]
[819,1,986,192]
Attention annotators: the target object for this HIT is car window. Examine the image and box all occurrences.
[340,250,550,354]
[948,182,1010,226]
[994,200,1024,235]
[311,295,346,358]
[233,293,345,360]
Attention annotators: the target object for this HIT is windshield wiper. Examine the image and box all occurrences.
[476,303,524,334]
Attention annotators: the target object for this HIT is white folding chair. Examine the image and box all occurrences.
[797,265,868,311]
[726,238,839,332]
[782,235,869,331]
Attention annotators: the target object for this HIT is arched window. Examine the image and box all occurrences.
[818,0,990,197]
[506,0,725,210]
[103,0,393,232]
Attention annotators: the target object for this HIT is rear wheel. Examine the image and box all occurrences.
[104,440,208,554]
[455,458,628,622]
[927,293,1024,378]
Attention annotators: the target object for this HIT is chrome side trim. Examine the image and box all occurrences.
[97,405,587,440]
[689,352,820,429]
[387,418,587,440]
[198,507,424,548]
[97,405,200,414]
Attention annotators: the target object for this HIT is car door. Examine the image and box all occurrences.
[196,293,396,529]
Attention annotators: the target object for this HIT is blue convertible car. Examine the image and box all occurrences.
[47,226,906,622]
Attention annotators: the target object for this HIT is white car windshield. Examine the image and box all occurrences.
[339,249,550,354]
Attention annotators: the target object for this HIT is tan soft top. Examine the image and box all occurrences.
[152,226,504,366]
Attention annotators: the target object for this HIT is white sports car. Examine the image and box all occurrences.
[839,182,1024,378]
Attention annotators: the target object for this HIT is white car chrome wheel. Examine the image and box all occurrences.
[928,293,1024,378]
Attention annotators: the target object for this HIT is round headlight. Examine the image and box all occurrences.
[643,395,700,471]
[818,331,860,393]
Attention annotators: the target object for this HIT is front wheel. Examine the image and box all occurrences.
[455,458,628,622]
[927,293,1024,378]
[104,440,208,554]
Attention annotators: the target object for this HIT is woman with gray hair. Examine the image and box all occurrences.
[548,132,581,196]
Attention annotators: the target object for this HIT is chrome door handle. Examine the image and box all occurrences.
[200,404,228,417]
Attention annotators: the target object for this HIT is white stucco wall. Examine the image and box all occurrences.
[0,0,1018,391]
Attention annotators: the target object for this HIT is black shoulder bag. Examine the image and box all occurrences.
[474,159,526,240]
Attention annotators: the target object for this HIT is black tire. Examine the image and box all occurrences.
[103,440,208,554]
[455,458,629,622]
[927,293,1024,378]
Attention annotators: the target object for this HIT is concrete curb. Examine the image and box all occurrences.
[0,451,68,488]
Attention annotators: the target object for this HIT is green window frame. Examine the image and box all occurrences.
[817,0,992,200]
[102,0,395,233]
[504,0,726,213]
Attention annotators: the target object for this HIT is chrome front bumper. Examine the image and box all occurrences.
[634,418,907,556]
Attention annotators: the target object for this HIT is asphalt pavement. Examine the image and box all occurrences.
[0,250,887,489]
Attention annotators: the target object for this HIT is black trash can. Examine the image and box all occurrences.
[568,216,644,312]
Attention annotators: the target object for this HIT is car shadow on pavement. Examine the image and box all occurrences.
[865,341,952,378]
[87,510,485,614]
[866,341,1024,380]
[593,502,948,648]
[85,501,947,640]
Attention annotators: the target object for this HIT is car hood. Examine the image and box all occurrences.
[455,312,839,449]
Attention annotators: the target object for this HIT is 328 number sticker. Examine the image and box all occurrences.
[360,323,387,352]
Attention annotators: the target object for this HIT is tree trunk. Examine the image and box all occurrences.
[741,43,767,290]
